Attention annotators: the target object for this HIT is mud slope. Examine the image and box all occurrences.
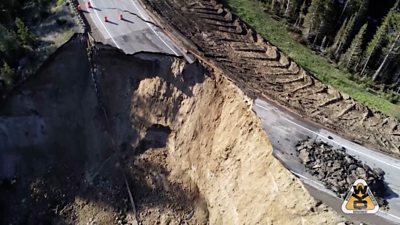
[144,0,400,156]
[1,37,340,224]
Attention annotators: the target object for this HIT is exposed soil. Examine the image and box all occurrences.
[143,0,400,156]
[0,35,343,224]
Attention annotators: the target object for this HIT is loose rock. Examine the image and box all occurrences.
[296,138,389,209]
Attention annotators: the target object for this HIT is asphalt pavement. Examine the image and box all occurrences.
[253,98,400,225]
[77,0,183,56]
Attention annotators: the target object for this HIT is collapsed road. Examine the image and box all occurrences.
[1,0,399,224]
[130,0,400,223]
[76,0,183,56]
[253,98,400,224]
[74,0,400,223]
[0,36,343,224]
[143,0,400,157]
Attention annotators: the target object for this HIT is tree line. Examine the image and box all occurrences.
[0,0,52,92]
[259,0,400,99]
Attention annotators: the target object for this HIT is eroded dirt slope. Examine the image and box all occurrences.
[94,45,342,224]
[144,0,400,156]
[0,36,342,224]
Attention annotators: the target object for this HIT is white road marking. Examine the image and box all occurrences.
[255,102,400,170]
[379,211,400,221]
[129,0,180,56]
[257,101,400,223]
[91,1,121,49]
[294,169,400,223]
[290,170,327,190]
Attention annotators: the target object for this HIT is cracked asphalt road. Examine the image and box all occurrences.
[253,98,400,225]
[77,0,182,55]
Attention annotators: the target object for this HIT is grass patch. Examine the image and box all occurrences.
[225,0,398,116]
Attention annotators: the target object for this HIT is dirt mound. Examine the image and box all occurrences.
[144,0,400,156]
[0,36,341,224]
[93,45,342,224]
[296,139,388,208]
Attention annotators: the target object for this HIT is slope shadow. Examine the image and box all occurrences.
[0,38,210,224]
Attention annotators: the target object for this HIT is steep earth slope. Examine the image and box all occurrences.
[0,35,341,224]
[144,0,400,156]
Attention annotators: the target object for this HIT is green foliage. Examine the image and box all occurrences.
[342,23,367,70]
[0,61,15,87]
[333,18,348,46]
[0,0,65,93]
[0,24,19,54]
[340,15,356,48]
[56,0,65,7]
[339,0,367,20]
[302,0,337,40]
[226,0,397,115]
[15,17,33,46]
[332,15,356,56]
[286,0,304,20]
[365,11,392,63]
[382,92,399,104]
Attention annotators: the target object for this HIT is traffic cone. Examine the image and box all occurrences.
[104,16,108,22]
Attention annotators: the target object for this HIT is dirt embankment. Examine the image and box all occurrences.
[144,0,400,156]
[1,36,341,224]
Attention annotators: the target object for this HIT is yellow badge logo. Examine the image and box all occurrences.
[341,179,379,214]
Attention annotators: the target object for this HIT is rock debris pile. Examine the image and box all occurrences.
[296,139,388,209]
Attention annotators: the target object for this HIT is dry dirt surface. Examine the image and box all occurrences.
[144,0,400,156]
[0,35,344,224]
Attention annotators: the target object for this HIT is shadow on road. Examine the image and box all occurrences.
[106,20,118,25]
[122,18,134,24]
[91,7,102,11]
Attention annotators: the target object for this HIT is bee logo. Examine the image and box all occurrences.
[341,179,379,214]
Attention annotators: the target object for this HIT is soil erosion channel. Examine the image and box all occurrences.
[0,35,340,224]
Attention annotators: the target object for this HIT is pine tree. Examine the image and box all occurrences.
[15,17,32,46]
[331,18,348,52]
[302,0,322,38]
[294,0,308,27]
[0,24,20,63]
[340,0,369,52]
[342,23,368,70]
[0,61,14,87]
[335,15,356,56]
[284,0,304,21]
[361,9,393,75]
[319,0,337,38]
[373,33,400,81]
[339,0,368,21]
[270,0,278,14]
[302,0,337,43]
